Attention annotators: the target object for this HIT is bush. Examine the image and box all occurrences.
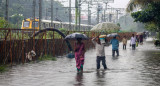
[0,65,7,73]
[39,55,57,61]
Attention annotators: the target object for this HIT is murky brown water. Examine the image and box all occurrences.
[0,37,160,86]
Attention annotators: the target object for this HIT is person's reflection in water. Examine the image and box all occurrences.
[112,55,119,60]
[74,73,84,86]
[95,70,106,86]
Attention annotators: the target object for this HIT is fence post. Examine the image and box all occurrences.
[22,31,24,64]
[45,31,47,55]
[53,31,55,56]
[9,30,12,65]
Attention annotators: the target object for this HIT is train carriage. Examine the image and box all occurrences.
[21,18,93,31]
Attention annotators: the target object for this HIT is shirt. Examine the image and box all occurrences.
[110,38,119,50]
[122,38,127,44]
[130,37,136,45]
[92,38,105,56]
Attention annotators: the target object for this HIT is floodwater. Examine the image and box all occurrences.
[0,37,160,86]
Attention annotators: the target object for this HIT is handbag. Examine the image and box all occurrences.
[67,52,75,58]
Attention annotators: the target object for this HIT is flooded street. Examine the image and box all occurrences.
[1,38,160,86]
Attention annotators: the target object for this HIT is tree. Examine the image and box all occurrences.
[131,3,160,31]
[130,2,160,39]
[126,0,160,12]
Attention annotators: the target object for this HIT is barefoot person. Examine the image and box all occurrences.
[110,36,119,57]
[92,35,107,70]
[74,38,85,73]
[122,36,127,50]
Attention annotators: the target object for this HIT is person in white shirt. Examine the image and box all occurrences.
[130,34,136,50]
[92,36,107,70]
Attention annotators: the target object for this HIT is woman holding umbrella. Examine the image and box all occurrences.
[65,33,88,73]
[74,38,85,73]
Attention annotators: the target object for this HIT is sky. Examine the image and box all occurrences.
[56,0,131,17]
[57,0,130,8]
[108,0,130,8]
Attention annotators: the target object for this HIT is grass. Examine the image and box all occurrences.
[39,55,57,61]
[0,65,7,73]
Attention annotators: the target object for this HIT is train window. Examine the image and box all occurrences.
[32,21,39,27]
[49,23,51,27]
[23,21,30,27]
[43,23,46,28]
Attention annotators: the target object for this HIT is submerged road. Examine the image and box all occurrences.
[0,37,160,86]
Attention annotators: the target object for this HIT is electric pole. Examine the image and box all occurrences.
[104,2,108,22]
[69,0,71,31]
[97,5,100,24]
[5,0,8,21]
[39,0,42,30]
[116,10,120,23]
[88,2,91,30]
[33,0,36,29]
[75,0,78,30]
[51,0,53,27]
[78,0,81,31]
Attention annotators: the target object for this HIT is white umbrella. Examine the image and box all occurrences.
[136,32,143,35]
[65,33,89,40]
[91,22,120,31]
[107,33,120,37]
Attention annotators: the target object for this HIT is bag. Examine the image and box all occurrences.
[136,42,138,47]
[67,52,75,58]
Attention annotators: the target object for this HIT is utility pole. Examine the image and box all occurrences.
[33,0,36,29]
[39,0,42,30]
[51,0,53,27]
[56,8,58,20]
[46,8,48,19]
[75,0,78,30]
[78,0,81,31]
[88,2,89,26]
[97,5,100,24]
[104,2,108,22]
[88,2,91,30]
[5,0,8,21]
[69,0,71,31]
[116,10,120,23]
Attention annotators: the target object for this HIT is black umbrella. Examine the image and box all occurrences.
[65,33,89,40]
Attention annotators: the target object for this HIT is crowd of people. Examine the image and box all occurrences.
[73,32,148,73]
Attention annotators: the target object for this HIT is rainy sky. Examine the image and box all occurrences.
[109,0,130,8]
[58,0,130,8]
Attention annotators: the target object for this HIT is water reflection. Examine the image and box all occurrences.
[112,56,119,60]
[74,73,84,86]
[95,70,106,86]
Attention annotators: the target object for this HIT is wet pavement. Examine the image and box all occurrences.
[0,37,160,86]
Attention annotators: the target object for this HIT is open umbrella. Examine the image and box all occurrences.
[136,32,143,35]
[107,33,120,37]
[91,22,120,31]
[65,32,89,40]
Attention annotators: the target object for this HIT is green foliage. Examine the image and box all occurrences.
[0,17,9,28]
[59,28,67,32]
[117,23,120,27]
[145,23,157,31]
[0,65,7,73]
[131,2,160,31]
[10,14,24,24]
[39,55,57,61]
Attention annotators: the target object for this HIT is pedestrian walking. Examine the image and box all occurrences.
[122,36,127,50]
[139,34,143,45]
[130,34,136,50]
[92,35,107,70]
[136,35,139,47]
[110,36,119,57]
[74,38,85,73]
